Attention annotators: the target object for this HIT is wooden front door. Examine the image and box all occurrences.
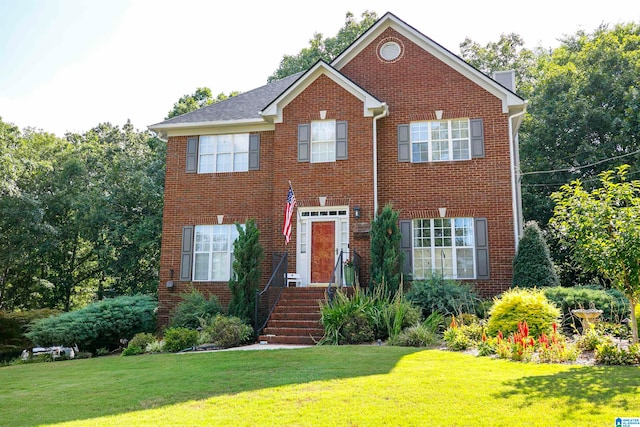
[311,221,335,283]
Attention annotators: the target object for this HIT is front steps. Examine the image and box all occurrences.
[258,287,328,345]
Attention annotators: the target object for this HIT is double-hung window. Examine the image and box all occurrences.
[198,134,249,173]
[411,119,470,162]
[310,120,336,163]
[412,218,475,279]
[193,224,241,281]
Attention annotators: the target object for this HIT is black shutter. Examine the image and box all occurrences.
[400,220,413,281]
[336,121,348,160]
[470,119,485,158]
[474,218,489,279]
[397,124,410,162]
[249,134,260,170]
[186,137,198,173]
[298,124,310,162]
[180,226,194,281]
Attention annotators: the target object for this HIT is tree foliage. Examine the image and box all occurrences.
[228,220,264,324]
[512,221,559,288]
[0,118,164,311]
[550,165,640,343]
[369,204,403,298]
[267,11,378,82]
[165,88,240,119]
[459,32,543,98]
[519,22,640,227]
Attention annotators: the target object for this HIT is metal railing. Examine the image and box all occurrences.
[253,252,288,336]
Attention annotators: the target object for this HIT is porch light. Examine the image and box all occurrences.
[353,206,361,219]
[167,269,175,289]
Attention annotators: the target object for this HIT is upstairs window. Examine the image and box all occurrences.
[198,134,249,173]
[311,120,336,163]
[411,119,470,162]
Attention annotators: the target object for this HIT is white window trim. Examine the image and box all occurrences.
[310,120,336,163]
[410,118,471,163]
[192,224,242,282]
[412,218,476,280]
[198,134,249,173]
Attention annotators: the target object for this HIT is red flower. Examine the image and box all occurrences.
[552,323,557,334]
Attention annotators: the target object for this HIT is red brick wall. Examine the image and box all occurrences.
[339,28,516,297]
[158,27,516,325]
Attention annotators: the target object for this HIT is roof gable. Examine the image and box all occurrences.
[260,60,386,123]
[332,12,525,114]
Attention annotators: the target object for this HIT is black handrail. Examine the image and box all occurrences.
[253,252,288,336]
[326,250,344,303]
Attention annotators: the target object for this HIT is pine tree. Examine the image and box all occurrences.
[370,204,403,298]
[228,219,264,323]
[512,221,559,288]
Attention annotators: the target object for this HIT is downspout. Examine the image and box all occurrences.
[508,106,527,250]
[372,103,389,217]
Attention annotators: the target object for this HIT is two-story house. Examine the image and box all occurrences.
[149,12,526,330]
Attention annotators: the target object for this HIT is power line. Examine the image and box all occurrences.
[520,148,640,177]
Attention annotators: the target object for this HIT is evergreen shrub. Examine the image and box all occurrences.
[163,327,199,352]
[169,289,222,329]
[25,295,157,353]
[199,315,253,348]
[486,288,560,337]
[406,273,481,318]
[543,286,629,325]
[512,221,559,288]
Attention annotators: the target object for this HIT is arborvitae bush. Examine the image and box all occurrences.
[228,219,264,323]
[169,289,222,329]
[487,288,560,337]
[25,295,156,353]
[512,221,559,288]
[370,203,403,298]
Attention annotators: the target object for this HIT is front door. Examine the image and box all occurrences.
[311,221,335,283]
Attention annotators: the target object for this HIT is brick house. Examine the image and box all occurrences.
[149,12,526,330]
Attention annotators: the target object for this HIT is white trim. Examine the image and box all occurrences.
[331,13,526,114]
[260,61,386,123]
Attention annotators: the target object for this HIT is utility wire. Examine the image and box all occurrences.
[520,148,640,177]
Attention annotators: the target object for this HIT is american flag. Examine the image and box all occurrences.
[282,183,297,244]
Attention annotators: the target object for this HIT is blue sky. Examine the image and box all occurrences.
[1,0,638,136]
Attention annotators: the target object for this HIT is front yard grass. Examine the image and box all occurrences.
[1,346,639,426]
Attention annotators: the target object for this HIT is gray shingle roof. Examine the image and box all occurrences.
[150,72,303,128]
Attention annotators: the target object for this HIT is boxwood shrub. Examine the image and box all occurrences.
[543,286,629,326]
[487,288,560,337]
[25,295,157,353]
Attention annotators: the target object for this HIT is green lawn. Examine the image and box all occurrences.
[1,346,639,426]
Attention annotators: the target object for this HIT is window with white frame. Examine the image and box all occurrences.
[193,224,241,281]
[411,119,470,162]
[412,218,475,279]
[311,120,336,163]
[198,134,249,173]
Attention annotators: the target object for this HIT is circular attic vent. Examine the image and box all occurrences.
[377,38,404,63]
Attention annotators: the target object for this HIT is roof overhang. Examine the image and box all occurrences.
[332,13,526,114]
[148,118,273,139]
[260,61,386,123]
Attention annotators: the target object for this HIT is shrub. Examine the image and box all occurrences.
[199,315,253,348]
[512,221,559,288]
[169,289,222,329]
[486,288,560,337]
[1,309,61,362]
[543,286,629,327]
[370,204,403,297]
[25,295,157,353]
[320,288,377,345]
[443,327,472,351]
[406,273,482,318]
[595,342,640,365]
[228,219,264,323]
[122,332,157,356]
[145,339,165,353]
[163,327,199,352]
[391,323,438,347]
[576,327,608,351]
